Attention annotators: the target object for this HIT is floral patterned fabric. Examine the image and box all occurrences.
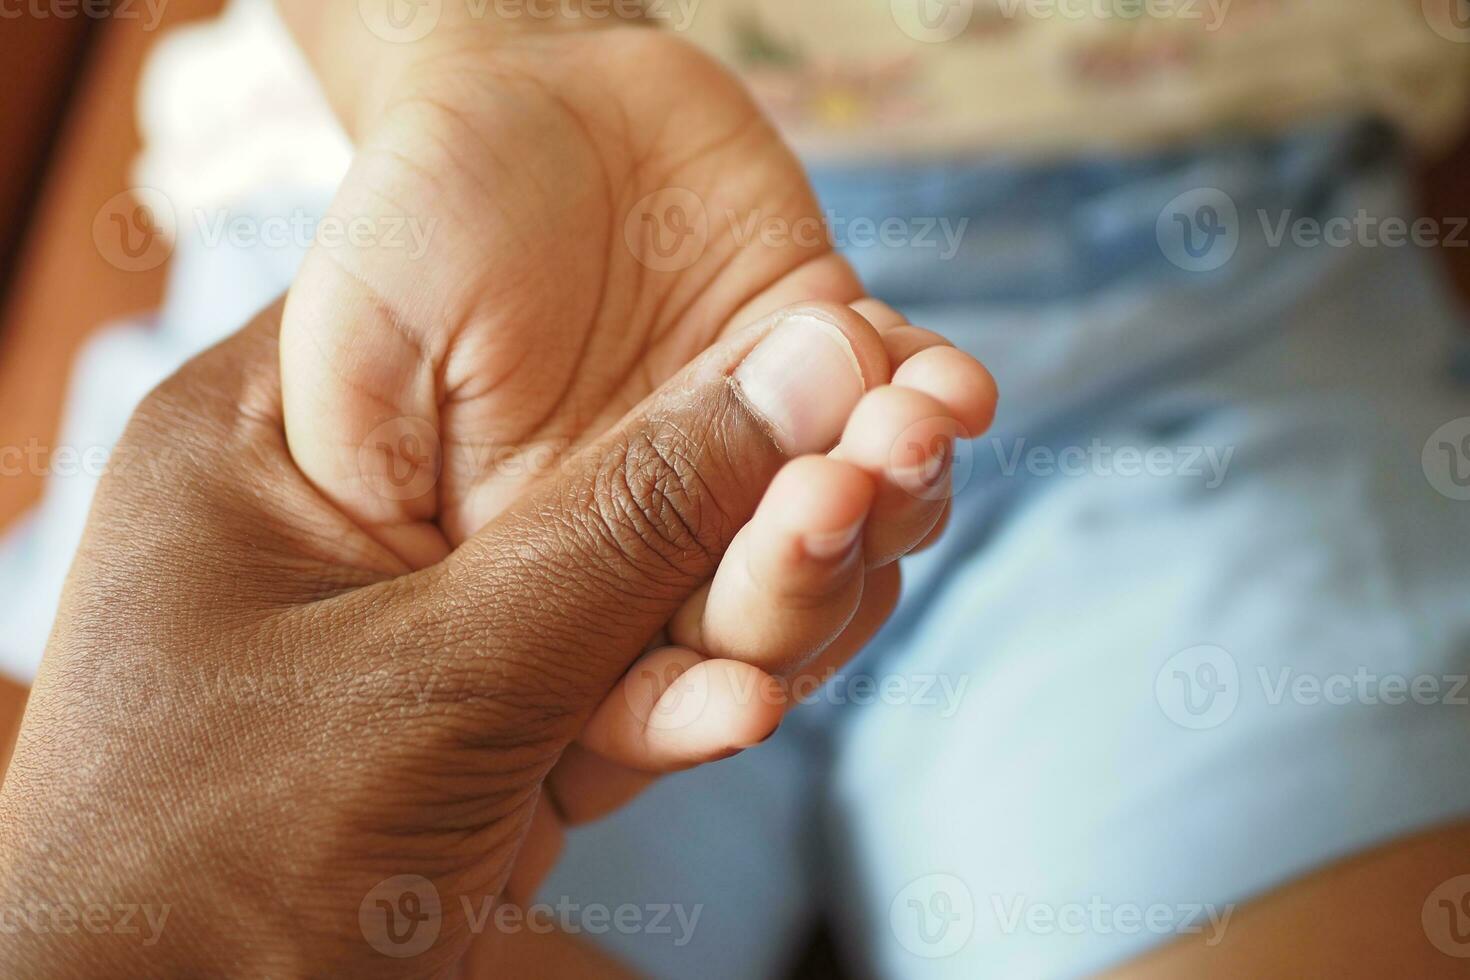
[680,0,1470,161]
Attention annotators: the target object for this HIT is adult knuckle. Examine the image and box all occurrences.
[591,415,733,575]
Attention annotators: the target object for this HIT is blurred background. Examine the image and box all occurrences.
[3,2,1470,976]
[0,0,234,758]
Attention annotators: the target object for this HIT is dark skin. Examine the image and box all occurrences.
[0,299,870,976]
[1,4,1467,974]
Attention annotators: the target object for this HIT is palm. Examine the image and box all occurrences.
[281,29,862,556]
[277,32,873,951]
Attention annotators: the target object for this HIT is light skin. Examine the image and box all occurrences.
[272,0,1001,902]
[0,5,1005,974]
[0,293,994,976]
[0,3,1464,976]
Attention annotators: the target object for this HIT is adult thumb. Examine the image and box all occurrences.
[405,303,887,737]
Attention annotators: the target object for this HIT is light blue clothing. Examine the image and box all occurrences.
[545,119,1470,978]
[3,120,1468,978]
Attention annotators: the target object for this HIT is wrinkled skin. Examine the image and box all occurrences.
[282,26,868,561]
[0,27,978,977]
[0,299,809,976]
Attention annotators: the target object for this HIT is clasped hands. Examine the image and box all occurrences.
[0,13,994,977]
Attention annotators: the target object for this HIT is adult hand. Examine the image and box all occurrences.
[272,0,998,893]
[0,293,988,976]
[275,4,880,561]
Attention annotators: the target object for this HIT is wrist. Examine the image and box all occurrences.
[277,0,653,138]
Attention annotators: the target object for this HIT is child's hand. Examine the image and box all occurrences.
[0,298,988,977]
[276,16,997,902]
[281,25,875,563]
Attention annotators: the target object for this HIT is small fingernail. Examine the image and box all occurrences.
[803,518,864,561]
[733,314,865,455]
[893,438,953,498]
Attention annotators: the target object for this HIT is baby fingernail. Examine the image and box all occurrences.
[733,314,865,455]
[803,519,864,561]
[893,437,953,498]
